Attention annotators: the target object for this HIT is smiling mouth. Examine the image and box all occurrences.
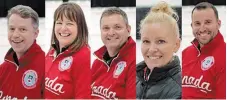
[107,37,119,40]
[197,32,211,36]
[59,33,71,37]
[148,56,162,60]
[12,40,23,44]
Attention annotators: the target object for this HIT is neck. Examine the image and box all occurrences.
[199,43,204,49]
[106,47,120,57]
[16,53,23,59]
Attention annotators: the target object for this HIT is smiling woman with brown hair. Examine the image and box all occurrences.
[44,2,91,99]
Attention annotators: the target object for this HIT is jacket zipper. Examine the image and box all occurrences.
[94,54,110,72]
[5,59,19,71]
[192,42,201,57]
[52,53,63,62]
[141,82,148,99]
[94,53,119,72]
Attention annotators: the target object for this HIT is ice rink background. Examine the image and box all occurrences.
[0,0,226,66]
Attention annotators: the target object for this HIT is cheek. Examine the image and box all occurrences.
[192,26,199,32]
[71,29,78,39]
[8,32,12,39]
[141,45,148,55]
[54,26,61,34]
[163,46,175,57]
[101,32,107,38]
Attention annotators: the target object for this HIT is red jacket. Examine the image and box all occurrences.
[91,37,136,99]
[0,41,45,99]
[44,45,91,99]
[182,32,226,99]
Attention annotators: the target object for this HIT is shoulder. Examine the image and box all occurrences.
[72,45,90,58]
[182,45,194,54]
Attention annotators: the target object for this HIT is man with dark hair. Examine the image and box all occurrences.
[182,2,226,99]
[0,5,45,99]
[91,7,136,99]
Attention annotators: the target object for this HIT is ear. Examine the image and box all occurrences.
[34,28,39,39]
[127,25,131,35]
[174,38,181,53]
[217,19,221,29]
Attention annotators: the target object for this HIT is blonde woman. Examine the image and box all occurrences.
[136,2,181,99]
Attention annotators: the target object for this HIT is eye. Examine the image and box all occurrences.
[115,25,122,30]
[157,40,166,44]
[9,27,15,31]
[194,22,200,26]
[55,22,62,25]
[66,22,73,26]
[20,28,27,32]
[102,26,109,31]
[142,40,150,44]
[205,21,211,25]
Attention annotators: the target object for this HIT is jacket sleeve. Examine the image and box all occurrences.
[72,51,91,99]
[167,84,182,99]
[0,64,3,85]
[215,64,226,99]
[125,60,136,99]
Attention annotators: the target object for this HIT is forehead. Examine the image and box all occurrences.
[55,9,77,22]
[8,14,33,26]
[192,8,216,21]
[141,22,173,38]
[101,14,126,25]
[140,22,172,36]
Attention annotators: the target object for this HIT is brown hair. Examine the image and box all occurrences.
[50,2,88,53]
[192,2,219,20]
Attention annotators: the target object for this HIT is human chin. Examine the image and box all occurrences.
[11,43,25,54]
[59,40,72,48]
[144,57,163,69]
[145,61,162,69]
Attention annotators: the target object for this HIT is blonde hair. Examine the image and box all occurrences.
[140,1,180,38]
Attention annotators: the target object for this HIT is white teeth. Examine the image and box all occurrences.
[12,40,23,43]
[148,56,161,60]
[107,37,118,40]
[60,33,70,37]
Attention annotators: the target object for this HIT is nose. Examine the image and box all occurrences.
[148,43,158,52]
[199,24,207,33]
[11,29,20,38]
[108,28,116,36]
[59,24,68,32]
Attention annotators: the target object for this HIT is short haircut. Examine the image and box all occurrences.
[192,2,219,20]
[7,5,39,29]
[100,7,129,25]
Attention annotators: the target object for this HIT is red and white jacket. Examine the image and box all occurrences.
[0,41,45,99]
[44,45,91,99]
[182,32,226,99]
[91,37,136,99]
